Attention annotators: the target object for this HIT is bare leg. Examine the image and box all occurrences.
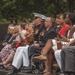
[3,51,15,65]
[43,49,54,75]
[33,39,53,60]
[44,59,49,73]
[47,49,54,74]
[42,39,52,56]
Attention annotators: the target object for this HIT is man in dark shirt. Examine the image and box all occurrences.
[33,16,44,42]
[28,17,57,59]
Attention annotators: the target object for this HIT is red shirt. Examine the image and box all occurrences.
[58,24,70,35]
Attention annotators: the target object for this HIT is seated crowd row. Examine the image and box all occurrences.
[0,12,75,75]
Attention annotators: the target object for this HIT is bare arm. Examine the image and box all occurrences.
[69,26,75,38]
[18,27,27,41]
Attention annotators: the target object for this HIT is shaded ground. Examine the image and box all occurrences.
[0,69,64,75]
[0,69,42,75]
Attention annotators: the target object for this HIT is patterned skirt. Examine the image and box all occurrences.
[0,44,16,62]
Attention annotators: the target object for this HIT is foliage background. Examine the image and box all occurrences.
[0,0,75,23]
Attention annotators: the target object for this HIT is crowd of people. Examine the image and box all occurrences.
[0,12,75,75]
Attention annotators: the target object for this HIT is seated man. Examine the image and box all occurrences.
[28,17,57,75]
[61,40,75,75]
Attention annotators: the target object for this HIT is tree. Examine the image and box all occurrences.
[0,0,75,19]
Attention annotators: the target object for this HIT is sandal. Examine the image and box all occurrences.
[33,55,46,61]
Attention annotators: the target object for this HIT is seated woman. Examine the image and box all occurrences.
[7,25,34,75]
[0,24,14,50]
[0,23,26,69]
[55,13,75,70]
[0,25,16,66]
